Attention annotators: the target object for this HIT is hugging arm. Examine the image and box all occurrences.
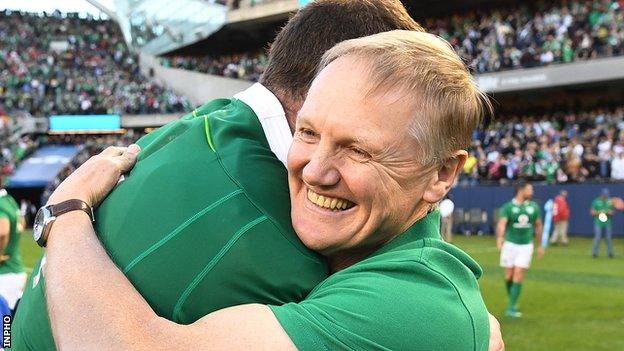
[44,146,503,350]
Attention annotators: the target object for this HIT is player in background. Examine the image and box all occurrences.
[0,179,26,313]
[590,188,614,258]
[496,182,545,318]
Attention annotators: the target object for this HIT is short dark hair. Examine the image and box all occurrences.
[515,181,530,194]
[260,0,423,102]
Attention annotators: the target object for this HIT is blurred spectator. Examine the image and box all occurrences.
[610,152,624,179]
[0,10,191,117]
[550,190,570,245]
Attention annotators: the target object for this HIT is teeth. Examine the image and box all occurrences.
[323,197,331,208]
[308,189,318,202]
[306,189,354,211]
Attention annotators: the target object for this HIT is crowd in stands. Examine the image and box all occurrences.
[429,0,624,74]
[0,114,38,185]
[0,10,191,117]
[161,52,267,81]
[166,0,624,77]
[461,105,624,185]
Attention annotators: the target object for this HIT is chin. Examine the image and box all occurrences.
[292,220,332,254]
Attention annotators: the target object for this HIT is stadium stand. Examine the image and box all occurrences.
[463,105,624,185]
[160,51,267,81]
[164,0,624,76]
[0,10,191,117]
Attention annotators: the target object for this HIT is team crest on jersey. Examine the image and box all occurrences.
[526,207,534,215]
[518,214,529,225]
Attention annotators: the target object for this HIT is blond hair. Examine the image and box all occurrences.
[318,30,493,165]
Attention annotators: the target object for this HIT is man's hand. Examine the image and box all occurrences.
[0,255,10,263]
[47,145,140,207]
[537,246,546,259]
[488,313,504,351]
[496,236,504,251]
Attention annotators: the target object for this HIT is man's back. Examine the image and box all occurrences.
[13,95,327,350]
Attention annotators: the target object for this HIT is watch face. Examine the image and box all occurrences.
[33,207,47,241]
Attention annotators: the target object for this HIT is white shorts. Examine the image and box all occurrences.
[0,272,27,310]
[500,241,534,269]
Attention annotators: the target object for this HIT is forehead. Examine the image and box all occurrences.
[300,56,416,141]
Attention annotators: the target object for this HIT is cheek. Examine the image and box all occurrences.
[287,142,309,176]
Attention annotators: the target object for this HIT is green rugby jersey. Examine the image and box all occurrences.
[499,199,542,244]
[0,189,23,274]
[12,84,327,350]
[591,197,614,227]
[270,211,490,351]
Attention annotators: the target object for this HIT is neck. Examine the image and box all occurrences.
[514,195,525,203]
[328,201,432,273]
[270,88,298,133]
[328,246,378,273]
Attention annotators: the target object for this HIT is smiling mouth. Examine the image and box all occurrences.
[307,189,355,211]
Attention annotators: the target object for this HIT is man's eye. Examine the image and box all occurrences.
[298,128,317,139]
[349,146,371,160]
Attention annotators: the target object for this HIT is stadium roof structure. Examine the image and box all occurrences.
[100,0,228,55]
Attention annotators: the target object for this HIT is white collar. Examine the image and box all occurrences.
[234,83,293,168]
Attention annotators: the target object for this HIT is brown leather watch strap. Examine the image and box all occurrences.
[49,199,94,221]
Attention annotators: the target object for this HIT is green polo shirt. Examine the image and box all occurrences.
[12,94,327,350]
[270,211,490,351]
[499,199,542,245]
[591,197,614,227]
[0,189,23,274]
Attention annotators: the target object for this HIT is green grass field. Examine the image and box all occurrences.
[17,231,624,350]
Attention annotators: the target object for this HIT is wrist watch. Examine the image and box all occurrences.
[33,199,95,247]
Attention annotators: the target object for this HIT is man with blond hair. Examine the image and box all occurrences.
[36,30,498,350]
[13,1,428,349]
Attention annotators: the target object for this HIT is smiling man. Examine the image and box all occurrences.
[12,1,426,349]
[38,30,497,350]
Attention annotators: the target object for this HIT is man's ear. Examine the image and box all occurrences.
[423,150,468,204]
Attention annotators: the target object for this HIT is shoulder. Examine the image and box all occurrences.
[499,202,512,214]
[272,240,489,350]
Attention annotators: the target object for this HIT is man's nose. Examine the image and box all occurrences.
[302,147,340,188]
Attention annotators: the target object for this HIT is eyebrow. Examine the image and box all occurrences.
[296,112,387,155]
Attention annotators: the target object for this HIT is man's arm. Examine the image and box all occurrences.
[534,218,545,258]
[590,201,598,216]
[496,217,507,250]
[43,145,296,350]
[0,217,9,262]
[45,211,296,350]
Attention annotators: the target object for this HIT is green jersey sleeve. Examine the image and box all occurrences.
[270,255,488,350]
[499,202,510,219]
